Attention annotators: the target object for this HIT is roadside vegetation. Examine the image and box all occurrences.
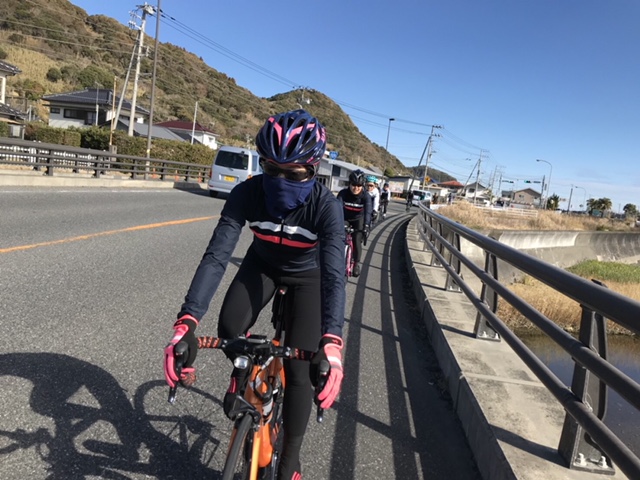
[435,201,638,231]
[436,201,639,336]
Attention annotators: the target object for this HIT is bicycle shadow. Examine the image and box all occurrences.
[0,352,224,479]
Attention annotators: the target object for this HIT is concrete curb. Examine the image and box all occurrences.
[0,169,207,190]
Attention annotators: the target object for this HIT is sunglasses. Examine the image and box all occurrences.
[366,184,375,188]
[350,182,363,187]
[261,161,313,182]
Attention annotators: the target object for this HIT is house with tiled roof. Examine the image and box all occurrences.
[155,120,218,150]
[42,88,149,129]
[0,60,27,127]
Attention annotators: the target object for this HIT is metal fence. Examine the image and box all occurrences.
[414,203,640,478]
[0,137,210,183]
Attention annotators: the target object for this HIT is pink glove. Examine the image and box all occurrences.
[313,334,344,409]
[164,315,198,388]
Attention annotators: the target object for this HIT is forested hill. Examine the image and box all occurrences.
[0,0,454,181]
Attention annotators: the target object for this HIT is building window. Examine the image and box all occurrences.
[63,109,86,120]
[50,107,60,114]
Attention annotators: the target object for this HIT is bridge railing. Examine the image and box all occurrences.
[0,137,210,183]
[415,203,640,479]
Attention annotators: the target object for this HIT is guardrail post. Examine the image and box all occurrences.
[45,150,54,176]
[430,223,443,267]
[558,280,613,475]
[473,251,500,341]
[444,231,462,292]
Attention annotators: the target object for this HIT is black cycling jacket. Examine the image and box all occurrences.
[337,187,372,226]
[179,176,346,338]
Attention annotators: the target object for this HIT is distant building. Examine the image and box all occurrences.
[0,60,27,131]
[42,88,149,129]
[155,120,218,150]
[511,188,541,207]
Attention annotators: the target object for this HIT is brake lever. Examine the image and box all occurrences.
[168,341,189,404]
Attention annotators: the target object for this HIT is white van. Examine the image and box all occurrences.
[208,146,261,197]
[411,189,432,206]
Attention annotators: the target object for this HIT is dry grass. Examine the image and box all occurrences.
[436,201,639,335]
[497,277,639,335]
[436,201,637,231]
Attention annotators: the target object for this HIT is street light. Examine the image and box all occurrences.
[536,159,552,209]
[574,186,586,211]
[567,184,574,213]
[385,118,395,151]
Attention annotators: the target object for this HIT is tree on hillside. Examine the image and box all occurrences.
[547,194,560,210]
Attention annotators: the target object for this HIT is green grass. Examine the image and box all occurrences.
[567,260,640,284]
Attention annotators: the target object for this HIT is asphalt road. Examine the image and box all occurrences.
[0,187,480,479]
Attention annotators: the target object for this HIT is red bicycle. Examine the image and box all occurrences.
[344,225,355,278]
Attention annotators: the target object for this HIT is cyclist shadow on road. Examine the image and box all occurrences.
[0,352,226,479]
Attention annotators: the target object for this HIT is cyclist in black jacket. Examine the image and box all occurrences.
[163,110,346,480]
[337,169,372,277]
[380,182,391,219]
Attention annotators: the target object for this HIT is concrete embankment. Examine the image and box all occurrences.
[459,230,640,283]
[404,218,630,480]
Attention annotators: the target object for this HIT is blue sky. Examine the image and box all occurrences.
[69,0,640,212]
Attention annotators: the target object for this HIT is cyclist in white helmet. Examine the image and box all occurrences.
[365,175,380,225]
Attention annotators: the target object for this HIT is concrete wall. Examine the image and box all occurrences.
[458,230,640,284]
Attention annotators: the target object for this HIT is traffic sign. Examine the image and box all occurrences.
[329,151,338,160]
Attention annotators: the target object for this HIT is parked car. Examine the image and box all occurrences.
[411,189,432,207]
[207,146,261,197]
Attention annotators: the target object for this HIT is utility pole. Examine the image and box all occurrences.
[423,125,441,188]
[145,0,161,158]
[190,101,198,145]
[410,124,441,191]
[473,149,486,203]
[127,4,153,137]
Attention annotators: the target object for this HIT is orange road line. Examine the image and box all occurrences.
[0,216,217,254]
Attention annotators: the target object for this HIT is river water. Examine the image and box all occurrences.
[522,334,640,457]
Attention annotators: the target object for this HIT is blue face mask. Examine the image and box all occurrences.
[262,174,316,219]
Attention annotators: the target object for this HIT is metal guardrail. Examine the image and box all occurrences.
[415,203,640,479]
[0,137,210,183]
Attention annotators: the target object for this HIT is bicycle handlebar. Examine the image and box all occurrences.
[196,336,316,361]
[169,337,329,422]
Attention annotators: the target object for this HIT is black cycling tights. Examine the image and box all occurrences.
[217,247,322,477]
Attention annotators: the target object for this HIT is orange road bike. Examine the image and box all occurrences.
[169,286,328,480]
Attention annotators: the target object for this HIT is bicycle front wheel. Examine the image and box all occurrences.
[222,414,254,480]
[345,242,353,278]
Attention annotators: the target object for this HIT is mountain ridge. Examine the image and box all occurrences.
[0,0,456,181]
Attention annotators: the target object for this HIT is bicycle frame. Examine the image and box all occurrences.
[344,226,355,278]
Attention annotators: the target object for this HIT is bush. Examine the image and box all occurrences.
[24,123,81,146]
[46,67,62,82]
[0,122,9,138]
[77,65,113,89]
[61,65,79,82]
[8,33,24,44]
[74,126,111,150]
[0,48,7,60]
